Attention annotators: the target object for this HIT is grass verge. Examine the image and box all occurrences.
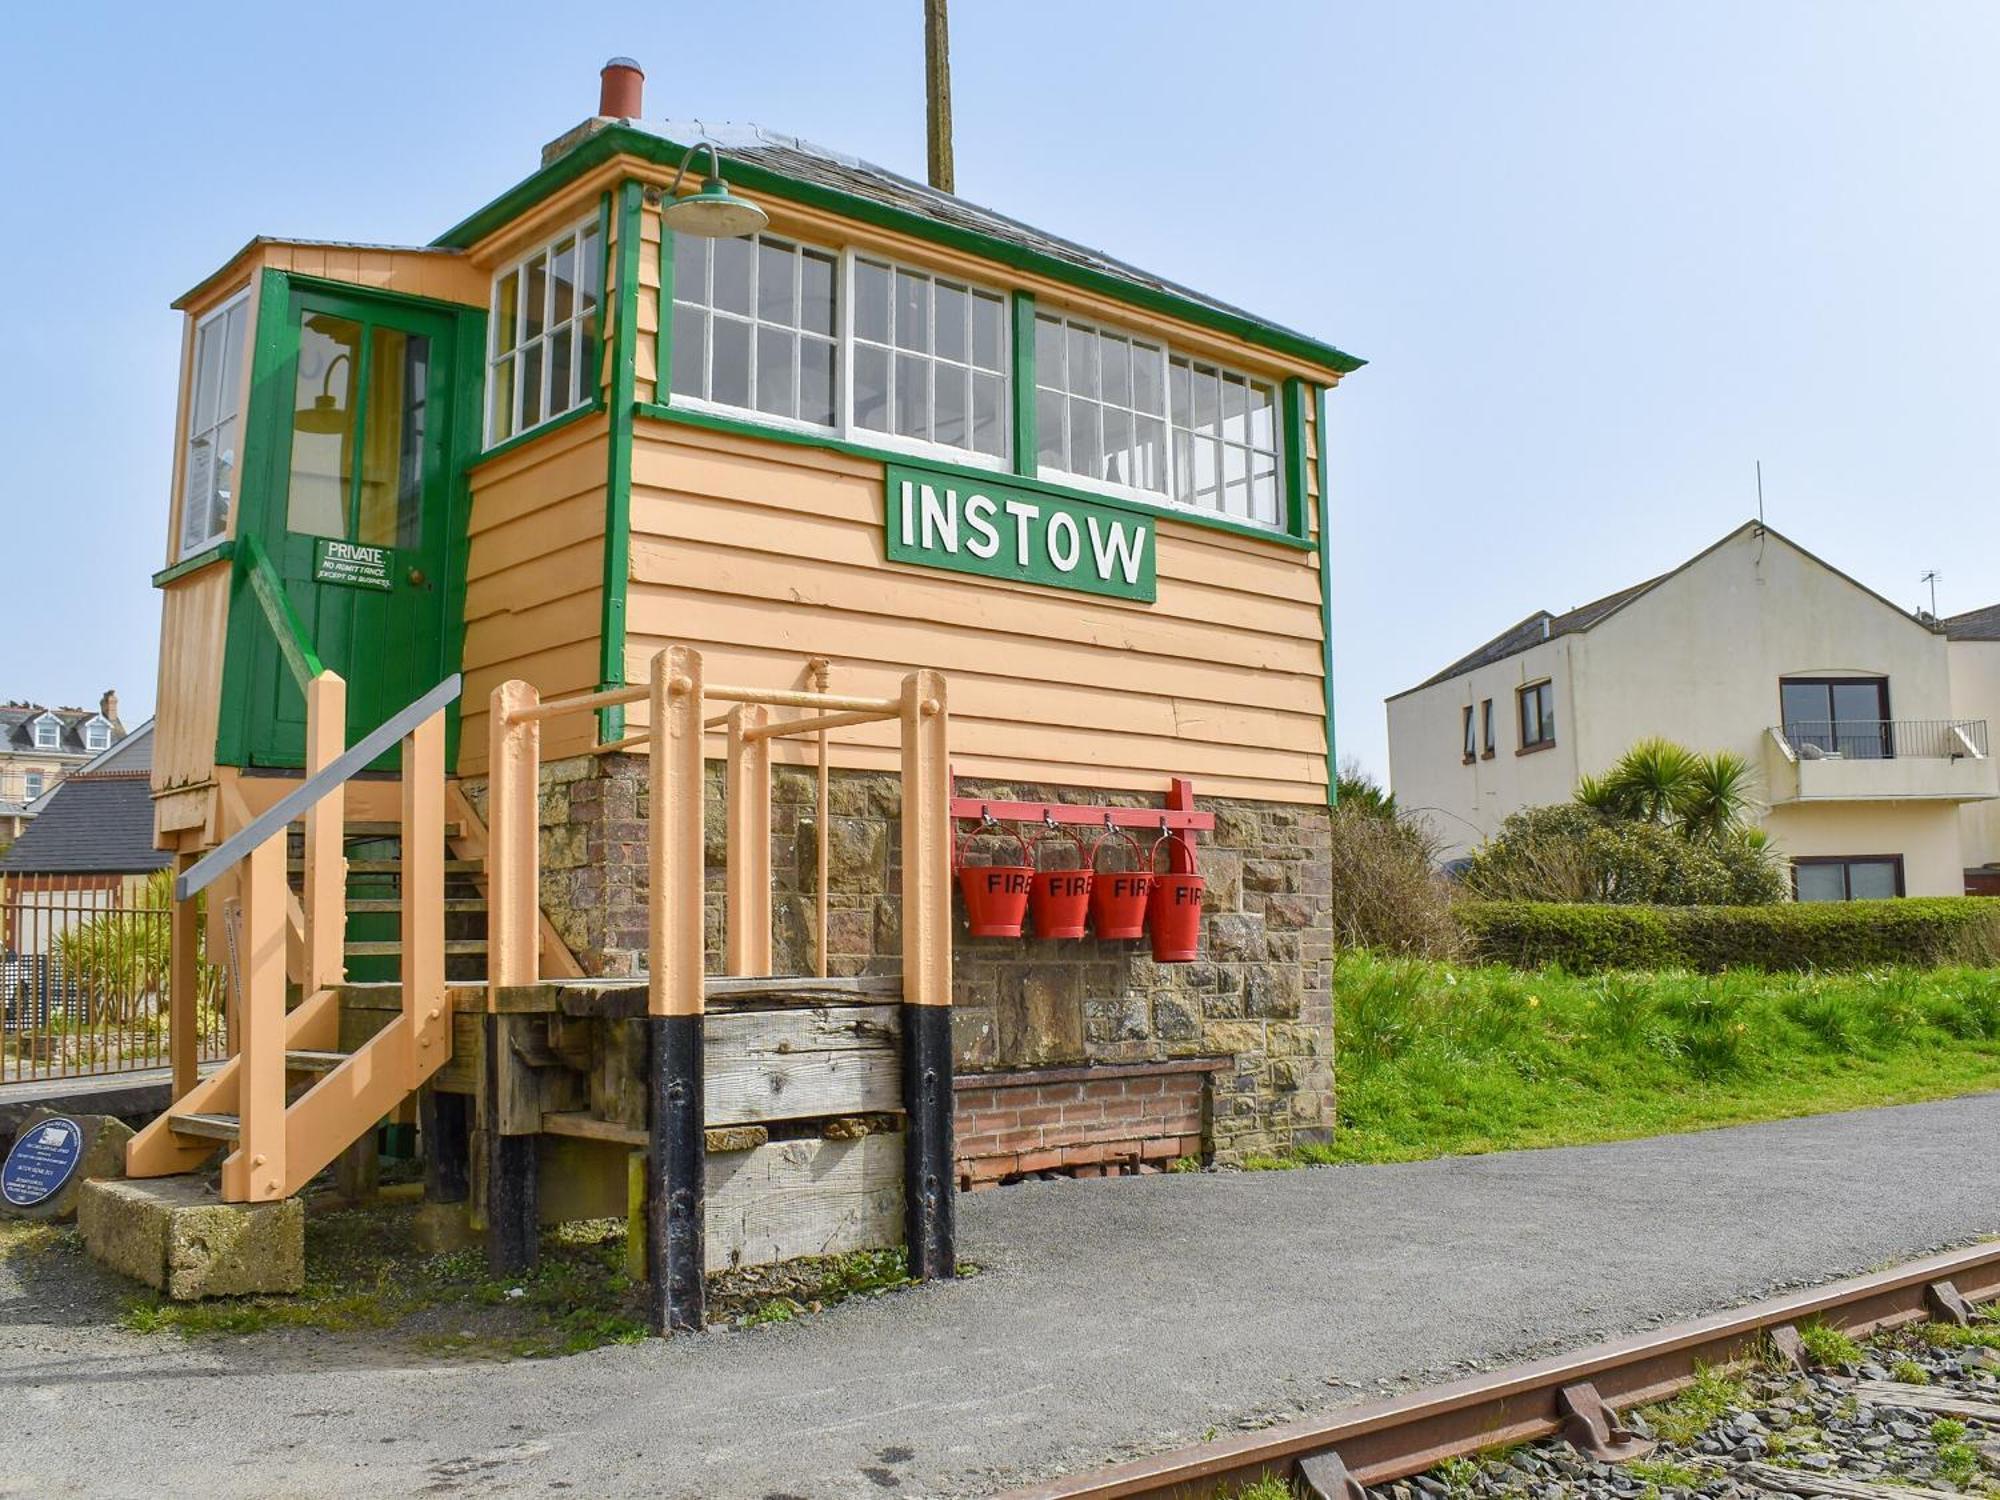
[1314,953,2000,1164]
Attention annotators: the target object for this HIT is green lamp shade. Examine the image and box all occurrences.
[662,175,769,239]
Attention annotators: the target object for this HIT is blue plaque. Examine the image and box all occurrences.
[3,1115,85,1208]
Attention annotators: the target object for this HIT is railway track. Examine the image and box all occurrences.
[998,1240,2000,1500]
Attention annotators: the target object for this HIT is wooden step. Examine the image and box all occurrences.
[284,1050,351,1074]
[291,858,484,874]
[169,1111,241,1142]
[343,939,489,957]
[344,897,488,913]
[286,819,467,839]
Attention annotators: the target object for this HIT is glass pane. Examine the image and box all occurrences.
[550,237,576,326]
[854,343,890,431]
[712,318,751,407]
[1249,468,1280,524]
[1066,325,1098,398]
[855,260,892,343]
[523,254,548,342]
[1102,404,1131,483]
[549,323,574,414]
[935,360,968,448]
[1848,861,1899,900]
[1035,315,1065,391]
[801,251,836,336]
[1132,344,1164,416]
[757,240,796,325]
[1169,358,1190,430]
[1223,442,1248,517]
[580,227,602,312]
[1795,864,1847,903]
[1221,376,1249,444]
[894,351,930,439]
[972,293,1004,371]
[935,282,968,363]
[895,271,930,351]
[492,270,519,355]
[972,371,1004,456]
[1190,363,1220,436]
[672,233,708,307]
[1036,387,1066,469]
[755,326,795,418]
[1101,335,1131,408]
[1249,382,1276,447]
[286,312,360,537]
[1194,432,1219,503]
[191,316,226,433]
[488,356,516,443]
[713,236,753,316]
[1171,429,1194,501]
[1134,416,1167,493]
[356,328,428,549]
[1781,681,1829,747]
[1068,396,1100,476]
[670,305,706,398]
[1832,681,1887,756]
[800,335,836,425]
[520,341,544,429]
[206,414,237,539]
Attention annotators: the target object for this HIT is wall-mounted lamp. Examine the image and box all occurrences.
[294,352,353,435]
[661,140,768,240]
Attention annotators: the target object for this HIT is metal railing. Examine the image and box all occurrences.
[1773,718,1988,761]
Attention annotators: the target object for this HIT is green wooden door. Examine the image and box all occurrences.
[245,284,461,767]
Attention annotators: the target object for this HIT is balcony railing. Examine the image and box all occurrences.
[1773,719,1989,761]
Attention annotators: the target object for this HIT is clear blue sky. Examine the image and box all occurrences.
[5,3,1995,781]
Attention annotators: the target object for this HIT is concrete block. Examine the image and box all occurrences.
[77,1177,304,1300]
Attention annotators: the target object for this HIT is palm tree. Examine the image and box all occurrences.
[1599,737,1701,825]
[1677,751,1757,839]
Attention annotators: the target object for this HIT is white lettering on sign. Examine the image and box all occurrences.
[1003,498,1039,565]
[963,494,1000,559]
[1046,511,1080,572]
[888,474,1154,601]
[919,484,957,553]
[1087,514,1146,586]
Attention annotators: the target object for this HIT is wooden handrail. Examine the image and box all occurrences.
[743,706,899,742]
[509,680,901,728]
[239,533,326,690]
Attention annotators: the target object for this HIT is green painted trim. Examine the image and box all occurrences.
[1010,291,1037,477]
[152,541,233,589]
[1282,378,1309,541]
[439,301,487,775]
[636,401,1316,554]
[1315,385,1338,805]
[241,532,326,690]
[432,125,1364,378]
[467,396,603,471]
[598,180,643,744]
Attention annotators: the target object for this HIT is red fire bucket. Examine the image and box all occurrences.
[1087,829,1154,940]
[1027,828,1093,939]
[1147,832,1205,962]
[955,824,1034,938]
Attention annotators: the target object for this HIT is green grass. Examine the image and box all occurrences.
[1888,1358,1930,1385]
[1798,1318,1865,1370]
[1322,954,2000,1163]
[1640,1364,1746,1447]
[1215,1479,1298,1500]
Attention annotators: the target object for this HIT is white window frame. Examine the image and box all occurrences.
[1032,311,1173,509]
[485,215,603,448]
[179,290,250,559]
[1167,352,1284,528]
[23,771,44,800]
[665,227,1014,475]
[83,717,110,753]
[31,716,58,751]
[668,231,844,439]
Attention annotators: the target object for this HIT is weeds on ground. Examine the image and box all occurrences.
[1627,1459,1704,1490]
[1888,1357,1930,1385]
[1797,1318,1865,1370]
[1640,1364,1746,1447]
[1215,1478,1299,1500]
[0,1219,70,1261]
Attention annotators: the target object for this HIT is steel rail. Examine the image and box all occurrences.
[997,1238,2000,1500]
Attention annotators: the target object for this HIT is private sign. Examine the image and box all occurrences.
[884,462,1156,603]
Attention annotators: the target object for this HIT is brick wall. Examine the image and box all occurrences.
[954,1061,1217,1189]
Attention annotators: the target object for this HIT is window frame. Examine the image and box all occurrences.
[83,718,110,753]
[1791,854,1905,902]
[1779,675,1893,759]
[1032,309,1172,507]
[484,214,604,449]
[23,771,44,800]
[1481,698,1495,758]
[1517,679,1556,752]
[30,716,59,751]
[1461,705,1477,764]
[179,289,251,560]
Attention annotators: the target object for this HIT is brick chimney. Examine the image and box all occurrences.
[100,689,122,733]
[542,57,645,167]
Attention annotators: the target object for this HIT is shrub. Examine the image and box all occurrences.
[1461,897,2000,973]
[1328,801,1463,958]
[1461,805,1787,906]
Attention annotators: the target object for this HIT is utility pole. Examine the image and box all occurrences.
[924,0,954,193]
[1922,569,1940,619]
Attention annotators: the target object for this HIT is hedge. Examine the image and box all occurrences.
[1459,898,2000,973]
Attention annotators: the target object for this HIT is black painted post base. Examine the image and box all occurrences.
[646,1013,706,1335]
[483,1014,540,1276]
[420,1088,471,1204]
[902,1004,956,1280]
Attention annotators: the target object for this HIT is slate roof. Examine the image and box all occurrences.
[0,774,168,875]
[1943,603,2000,642]
[0,703,120,757]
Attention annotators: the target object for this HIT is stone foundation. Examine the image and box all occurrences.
[77,1177,304,1299]
[466,761,1334,1164]
[954,1059,1221,1188]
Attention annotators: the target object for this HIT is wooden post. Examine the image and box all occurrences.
[483,1013,540,1275]
[812,657,832,978]
[487,681,541,1010]
[222,835,287,1202]
[403,709,447,1061]
[420,1088,471,1203]
[724,702,771,976]
[648,645,706,1334]
[899,668,955,1278]
[169,850,199,1100]
[924,0,954,194]
[301,671,347,995]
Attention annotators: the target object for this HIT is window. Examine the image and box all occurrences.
[487,217,602,445]
[671,232,839,428]
[1781,677,1891,759]
[84,719,110,753]
[1169,356,1282,525]
[1794,856,1904,902]
[1481,699,1495,758]
[1461,705,1477,763]
[31,717,57,751]
[180,291,250,556]
[1035,313,1169,496]
[852,259,1007,459]
[1518,680,1556,750]
[23,772,43,800]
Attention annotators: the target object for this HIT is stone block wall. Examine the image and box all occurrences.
[469,759,1335,1164]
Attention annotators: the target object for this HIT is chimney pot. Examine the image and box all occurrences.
[600,57,644,120]
[100,689,120,730]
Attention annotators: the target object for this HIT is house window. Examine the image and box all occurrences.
[487,217,603,446]
[852,259,1008,459]
[1794,855,1904,902]
[23,772,43,799]
[31,717,58,751]
[1481,699,1495,757]
[1461,705,1477,763]
[1036,313,1169,498]
[84,719,110,753]
[1169,356,1282,525]
[1780,677,1891,759]
[1518,680,1556,750]
[180,291,250,556]
[671,232,839,429]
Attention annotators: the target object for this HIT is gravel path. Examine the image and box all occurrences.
[3,1093,1998,1500]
